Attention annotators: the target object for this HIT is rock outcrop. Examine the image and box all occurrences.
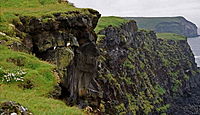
[124,17,198,37]
[0,101,32,115]
[13,9,101,106]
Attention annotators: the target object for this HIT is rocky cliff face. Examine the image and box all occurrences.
[14,11,199,114]
[95,21,198,114]
[124,17,198,37]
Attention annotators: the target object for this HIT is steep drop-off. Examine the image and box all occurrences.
[94,20,198,114]
[1,4,199,114]
[124,17,198,37]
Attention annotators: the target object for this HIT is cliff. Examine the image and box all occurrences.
[94,19,198,114]
[124,17,198,37]
[1,1,199,114]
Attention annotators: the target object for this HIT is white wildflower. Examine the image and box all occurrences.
[11,113,17,115]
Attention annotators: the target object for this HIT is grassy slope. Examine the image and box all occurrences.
[124,17,185,30]
[0,45,84,115]
[95,16,129,33]
[157,33,187,41]
[0,0,85,114]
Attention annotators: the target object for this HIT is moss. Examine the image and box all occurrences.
[126,93,138,115]
[172,79,182,92]
[138,92,154,114]
[123,59,135,69]
[96,35,105,45]
[120,76,133,85]
[115,103,126,114]
[156,104,170,112]
[155,85,166,95]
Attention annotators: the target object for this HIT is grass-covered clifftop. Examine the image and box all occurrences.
[124,17,198,37]
[95,16,129,33]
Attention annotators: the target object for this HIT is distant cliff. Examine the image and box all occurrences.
[124,17,198,37]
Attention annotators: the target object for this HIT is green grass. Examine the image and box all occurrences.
[157,33,187,41]
[95,16,129,33]
[0,45,84,115]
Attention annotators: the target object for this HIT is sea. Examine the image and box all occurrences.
[188,34,200,67]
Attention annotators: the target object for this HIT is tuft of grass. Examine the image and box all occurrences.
[156,33,187,41]
[95,16,129,33]
[0,45,84,114]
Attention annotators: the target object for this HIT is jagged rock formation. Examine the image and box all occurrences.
[124,17,198,37]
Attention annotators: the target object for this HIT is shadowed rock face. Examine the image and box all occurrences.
[14,9,101,105]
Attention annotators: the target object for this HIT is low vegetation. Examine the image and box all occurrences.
[157,33,187,40]
[95,16,129,33]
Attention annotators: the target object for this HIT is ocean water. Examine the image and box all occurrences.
[188,36,200,67]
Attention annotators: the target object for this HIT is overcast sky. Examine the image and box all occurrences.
[70,0,200,28]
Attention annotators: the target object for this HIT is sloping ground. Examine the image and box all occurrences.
[0,45,84,114]
[124,17,198,37]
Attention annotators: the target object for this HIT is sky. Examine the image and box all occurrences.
[70,0,200,28]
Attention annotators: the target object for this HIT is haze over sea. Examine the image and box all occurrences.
[188,29,200,67]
